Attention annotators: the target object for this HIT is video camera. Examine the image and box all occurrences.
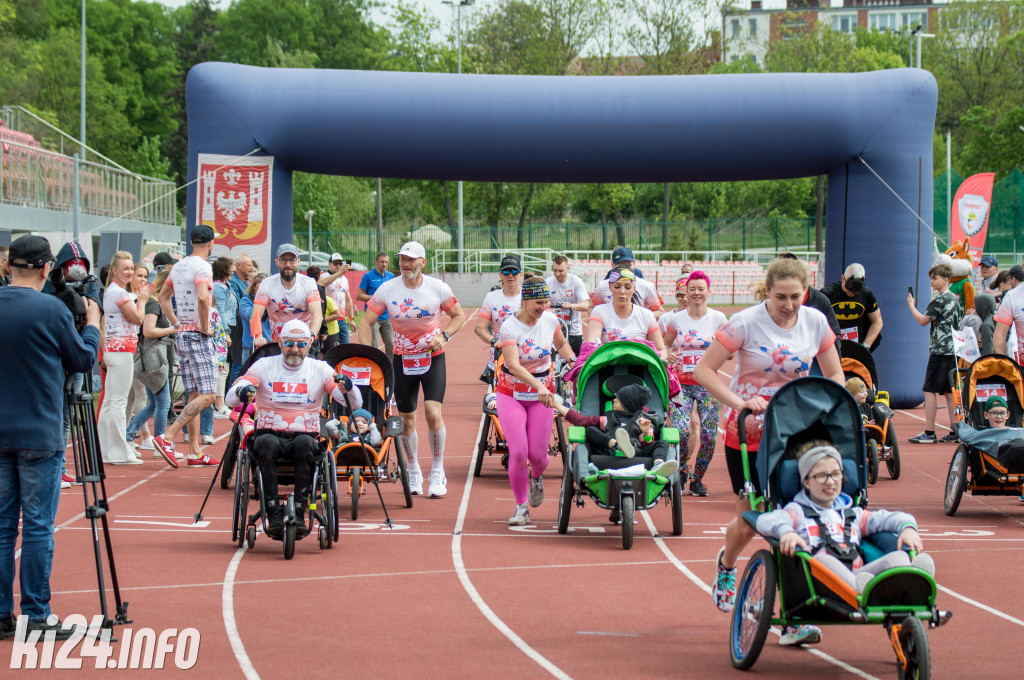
[48,267,95,331]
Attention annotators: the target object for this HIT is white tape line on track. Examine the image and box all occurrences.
[936,584,1024,627]
[223,546,260,680]
[639,510,882,680]
[452,444,573,680]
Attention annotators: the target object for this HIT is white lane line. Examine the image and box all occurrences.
[639,510,881,680]
[452,448,573,679]
[936,585,1024,627]
[222,547,260,680]
[896,409,953,432]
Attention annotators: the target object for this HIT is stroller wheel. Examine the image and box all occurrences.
[620,495,634,550]
[350,467,361,521]
[896,616,930,680]
[944,446,968,516]
[885,423,901,479]
[557,463,573,535]
[730,549,776,670]
[867,439,880,485]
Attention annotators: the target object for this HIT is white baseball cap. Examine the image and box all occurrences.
[330,253,344,263]
[398,241,426,259]
[279,319,313,339]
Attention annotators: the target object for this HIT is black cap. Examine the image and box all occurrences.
[1008,264,1024,283]
[499,255,521,271]
[153,252,175,267]
[9,235,53,269]
[191,224,216,244]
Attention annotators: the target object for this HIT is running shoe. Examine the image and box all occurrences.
[855,571,874,593]
[152,435,180,468]
[60,473,72,489]
[213,407,233,419]
[428,471,447,498]
[908,432,937,444]
[187,453,220,466]
[779,625,821,646]
[202,435,215,445]
[650,459,679,478]
[528,475,544,507]
[689,479,709,497]
[109,457,143,466]
[712,546,737,613]
[938,431,959,443]
[408,467,424,495]
[614,427,635,458]
[910,553,935,577]
[508,503,530,526]
[137,437,155,451]
[182,432,189,443]
[152,449,184,460]
[609,508,621,524]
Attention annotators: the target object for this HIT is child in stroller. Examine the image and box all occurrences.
[755,440,935,593]
[350,408,383,448]
[845,377,870,422]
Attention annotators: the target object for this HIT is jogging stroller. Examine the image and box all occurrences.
[841,339,900,483]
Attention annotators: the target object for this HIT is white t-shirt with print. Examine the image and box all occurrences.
[995,284,1024,354]
[254,273,322,340]
[167,255,213,333]
[479,289,522,337]
[715,303,836,450]
[320,274,350,319]
[589,303,659,344]
[546,273,589,336]
[590,276,663,311]
[495,311,561,397]
[664,308,728,385]
[368,275,458,356]
[103,283,139,353]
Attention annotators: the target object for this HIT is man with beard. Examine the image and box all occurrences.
[821,263,883,352]
[358,242,465,499]
[251,244,323,349]
[226,320,362,536]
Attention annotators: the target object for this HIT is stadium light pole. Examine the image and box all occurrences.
[444,0,474,273]
[304,210,315,266]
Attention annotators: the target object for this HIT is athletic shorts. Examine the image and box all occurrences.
[392,352,446,413]
[725,444,762,496]
[176,331,218,395]
[922,353,955,395]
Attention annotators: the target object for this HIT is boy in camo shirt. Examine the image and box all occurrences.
[906,262,963,444]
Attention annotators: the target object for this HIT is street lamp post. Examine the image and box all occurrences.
[304,210,315,267]
[443,0,475,273]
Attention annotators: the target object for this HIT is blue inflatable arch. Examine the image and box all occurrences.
[186,63,937,406]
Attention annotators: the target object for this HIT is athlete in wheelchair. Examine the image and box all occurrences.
[226,320,362,545]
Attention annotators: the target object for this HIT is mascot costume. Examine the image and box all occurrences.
[943,238,975,313]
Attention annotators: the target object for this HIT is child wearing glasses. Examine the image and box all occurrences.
[755,440,935,592]
[957,396,1024,501]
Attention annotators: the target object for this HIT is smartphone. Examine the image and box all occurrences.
[908,286,914,296]
[346,259,352,265]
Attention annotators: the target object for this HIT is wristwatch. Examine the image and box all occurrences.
[442,331,452,342]
[489,336,497,346]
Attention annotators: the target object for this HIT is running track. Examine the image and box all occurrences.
[15,311,1024,677]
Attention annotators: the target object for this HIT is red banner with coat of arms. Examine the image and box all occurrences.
[950,172,995,267]
[196,154,273,267]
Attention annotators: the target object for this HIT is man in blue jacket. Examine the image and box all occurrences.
[0,235,100,641]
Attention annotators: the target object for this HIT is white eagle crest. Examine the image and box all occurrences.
[217,191,247,221]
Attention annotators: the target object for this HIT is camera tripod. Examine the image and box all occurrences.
[65,372,131,633]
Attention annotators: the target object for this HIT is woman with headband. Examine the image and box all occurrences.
[663,271,727,496]
[496,276,577,526]
[583,266,666,357]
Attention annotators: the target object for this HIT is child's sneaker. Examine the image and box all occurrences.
[779,625,821,646]
[649,459,679,478]
[712,546,736,613]
[855,571,874,593]
[910,553,935,577]
[938,431,959,443]
[614,427,635,458]
[508,503,530,526]
[908,431,937,444]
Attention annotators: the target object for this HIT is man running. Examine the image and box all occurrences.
[590,246,664,316]
[251,243,323,349]
[357,241,465,498]
[546,255,589,356]
[318,253,355,344]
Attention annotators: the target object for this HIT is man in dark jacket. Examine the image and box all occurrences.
[0,235,100,641]
[41,241,100,304]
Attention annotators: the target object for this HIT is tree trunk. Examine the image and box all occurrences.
[516,183,535,250]
[613,211,626,248]
[662,182,670,248]
[815,175,825,252]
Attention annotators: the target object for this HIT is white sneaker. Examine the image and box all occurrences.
[137,437,155,451]
[428,471,447,498]
[183,432,189,443]
[911,553,935,577]
[152,449,184,460]
[61,478,71,489]
[650,459,679,478]
[855,571,874,593]
[202,435,215,445]
[109,457,144,466]
[614,427,635,458]
[528,475,544,507]
[213,407,232,419]
[408,467,424,495]
[508,503,530,525]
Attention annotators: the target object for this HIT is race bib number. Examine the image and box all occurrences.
[341,364,372,386]
[840,327,859,342]
[678,350,702,373]
[270,380,309,404]
[754,386,779,423]
[513,380,540,401]
[555,307,571,321]
[976,383,1007,402]
[402,352,431,376]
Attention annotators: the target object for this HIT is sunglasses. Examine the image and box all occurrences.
[282,340,308,348]
[501,269,520,276]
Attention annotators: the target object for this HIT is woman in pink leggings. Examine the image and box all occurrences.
[496,277,577,526]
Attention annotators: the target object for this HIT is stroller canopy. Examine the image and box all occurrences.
[322,344,393,404]
[575,341,670,411]
[840,339,878,391]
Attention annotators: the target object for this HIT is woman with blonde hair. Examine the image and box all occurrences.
[98,251,151,464]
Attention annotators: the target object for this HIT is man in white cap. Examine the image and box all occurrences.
[251,243,323,349]
[318,253,355,344]
[226,319,362,536]
[358,241,465,498]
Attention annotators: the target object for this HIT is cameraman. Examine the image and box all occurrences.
[0,235,100,640]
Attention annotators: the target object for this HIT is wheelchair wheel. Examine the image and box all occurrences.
[554,416,568,467]
[867,439,880,485]
[329,454,339,542]
[233,453,250,547]
[395,436,414,508]
[671,477,683,536]
[557,461,574,534]
[885,422,901,479]
[283,497,296,560]
[318,526,329,550]
[621,495,634,550]
[246,525,256,549]
[944,445,968,516]
[896,616,930,680]
[350,467,361,521]
[473,414,488,478]
[220,424,240,490]
[730,549,776,670]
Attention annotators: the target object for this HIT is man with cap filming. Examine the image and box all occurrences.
[251,243,323,349]
[821,263,883,352]
[358,241,466,498]
[154,224,221,467]
[318,253,355,344]
[475,254,522,384]
[0,235,100,640]
[590,246,664,317]
[226,320,362,536]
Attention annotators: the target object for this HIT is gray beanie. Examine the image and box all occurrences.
[798,444,843,481]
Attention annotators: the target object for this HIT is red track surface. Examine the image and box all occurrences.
[14,312,1024,677]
